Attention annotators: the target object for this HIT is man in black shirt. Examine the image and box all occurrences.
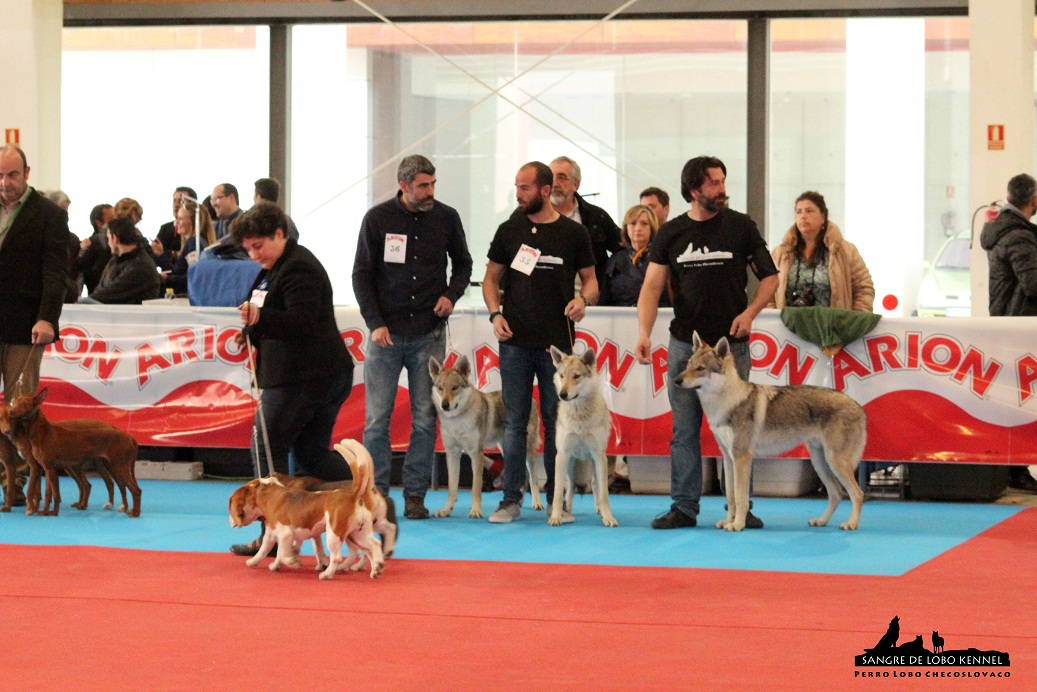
[353,155,473,520]
[636,156,778,530]
[483,161,597,523]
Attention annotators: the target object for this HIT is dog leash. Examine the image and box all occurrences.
[12,343,41,399]
[244,334,276,478]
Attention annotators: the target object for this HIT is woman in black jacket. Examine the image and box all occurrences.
[229,201,356,555]
[600,204,669,307]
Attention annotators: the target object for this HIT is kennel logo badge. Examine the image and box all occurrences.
[853,616,1010,680]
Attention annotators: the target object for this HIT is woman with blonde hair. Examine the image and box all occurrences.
[601,204,669,307]
[161,200,216,295]
[769,191,874,311]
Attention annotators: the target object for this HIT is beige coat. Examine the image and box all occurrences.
[768,221,875,312]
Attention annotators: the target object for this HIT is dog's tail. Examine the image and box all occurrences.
[333,438,375,501]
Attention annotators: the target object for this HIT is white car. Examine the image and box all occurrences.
[916,230,971,317]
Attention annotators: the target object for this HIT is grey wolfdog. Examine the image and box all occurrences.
[675,332,866,531]
[549,346,618,527]
[429,355,542,518]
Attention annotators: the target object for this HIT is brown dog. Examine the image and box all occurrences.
[5,387,141,517]
[228,439,386,579]
[0,405,117,514]
[268,470,397,568]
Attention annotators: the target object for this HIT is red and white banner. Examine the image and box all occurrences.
[36,305,1037,464]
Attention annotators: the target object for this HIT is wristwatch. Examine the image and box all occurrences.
[488,311,503,323]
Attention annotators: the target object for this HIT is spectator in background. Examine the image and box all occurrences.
[79,217,160,304]
[980,172,1037,492]
[768,191,875,312]
[152,186,196,270]
[77,203,114,295]
[211,183,242,239]
[549,156,621,289]
[639,186,671,225]
[253,177,299,240]
[162,199,216,296]
[600,204,669,308]
[44,190,82,303]
[112,197,143,225]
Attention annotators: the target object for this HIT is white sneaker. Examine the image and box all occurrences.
[488,500,521,523]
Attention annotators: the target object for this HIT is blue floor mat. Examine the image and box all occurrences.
[1,479,1021,576]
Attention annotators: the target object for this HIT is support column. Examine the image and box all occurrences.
[3,0,62,188]
[269,23,291,212]
[969,0,1034,316]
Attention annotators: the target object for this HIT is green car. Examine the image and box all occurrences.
[916,230,972,317]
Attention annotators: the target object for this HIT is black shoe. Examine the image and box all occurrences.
[651,508,696,529]
[229,537,276,557]
[404,495,429,520]
[1009,468,1037,493]
[744,511,764,529]
[608,476,631,494]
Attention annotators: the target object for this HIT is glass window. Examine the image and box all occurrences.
[291,19,748,305]
[769,17,969,317]
[61,27,270,242]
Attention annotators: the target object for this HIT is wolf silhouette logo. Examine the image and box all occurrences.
[867,615,900,651]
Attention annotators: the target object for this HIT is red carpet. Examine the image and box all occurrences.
[5,508,1035,690]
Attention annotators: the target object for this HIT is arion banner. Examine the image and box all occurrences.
[37,305,1037,464]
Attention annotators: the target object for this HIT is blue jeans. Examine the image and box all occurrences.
[667,336,750,518]
[499,343,559,504]
[251,369,353,480]
[363,326,445,498]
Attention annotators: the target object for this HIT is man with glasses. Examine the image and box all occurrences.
[211,183,242,240]
[549,156,621,289]
[353,155,473,521]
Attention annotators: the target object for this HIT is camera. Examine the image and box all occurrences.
[789,288,816,307]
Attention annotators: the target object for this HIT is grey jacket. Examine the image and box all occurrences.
[979,205,1037,316]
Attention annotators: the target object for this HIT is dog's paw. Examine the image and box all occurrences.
[318,569,334,580]
[117,504,127,513]
[531,499,544,511]
[840,520,859,530]
[0,506,9,513]
[433,506,452,518]
[808,517,829,527]
[102,502,113,510]
[601,515,619,527]
[547,514,563,526]
[245,557,262,568]
[715,519,729,529]
[468,508,483,519]
[725,522,745,532]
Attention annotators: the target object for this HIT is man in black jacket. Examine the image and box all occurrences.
[82,217,161,304]
[549,156,621,288]
[0,145,71,506]
[980,172,1037,491]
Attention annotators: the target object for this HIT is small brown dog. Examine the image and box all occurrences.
[5,387,141,517]
[0,406,117,514]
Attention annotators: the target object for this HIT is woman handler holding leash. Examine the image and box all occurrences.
[228,201,355,556]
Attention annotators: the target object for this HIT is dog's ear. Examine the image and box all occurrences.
[692,331,702,350]
[35,387,49,406]
[714,337,730,360]
[581,348,596,368]
[428,356,442,378]
[550,345,565,366]
[455,355,471,379]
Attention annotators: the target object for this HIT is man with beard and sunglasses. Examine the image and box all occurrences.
[635,155,778,530]
[481,161,597,524]
[353,154,473,521]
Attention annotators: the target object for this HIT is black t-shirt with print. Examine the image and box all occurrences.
[649,208,777,346]
[488,214,595,350]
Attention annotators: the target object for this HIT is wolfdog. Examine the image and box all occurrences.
[675,332,866,531]
[429,355,542,518]
[549,346,617,527]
